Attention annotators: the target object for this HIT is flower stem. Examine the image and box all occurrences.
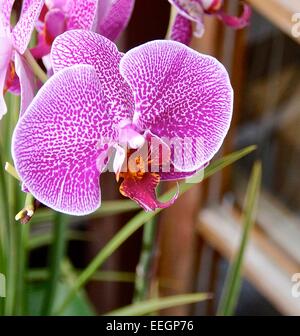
[133,217,157,303]
[41,213,68,315]
[0,151,9,315]
[15,193,35,222]
[23,49,48,84]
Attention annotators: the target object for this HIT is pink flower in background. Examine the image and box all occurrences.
[169,0,251,45]
[12,30,233,215]
[0,0,44,119]
[95,0,136,41]
[31,0,135,59]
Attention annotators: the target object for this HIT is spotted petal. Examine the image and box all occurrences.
[12,64,122,215]
[51,29,134,139]
[0,0,15,29]
[170,14,193,45]
[120,40,233,172]
[65,0,98,30]
[12,0,45,54]
[95,0,135,41]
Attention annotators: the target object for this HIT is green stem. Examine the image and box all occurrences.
[27,268,136,283]
[15,193,35,222]
[23,49,48,84]
[13,188,27,315]
[0,152,9,259]
[55,145,256,315]
[4,94,19,316]
[133,218,157,302]
[0,151,8,315]
[217,162,262,316]
[41,213,68,315]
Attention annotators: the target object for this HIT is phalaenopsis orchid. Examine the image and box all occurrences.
[0,0,237,218]
[12,30,233,215]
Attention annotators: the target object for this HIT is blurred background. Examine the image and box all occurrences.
[2,0,300,316]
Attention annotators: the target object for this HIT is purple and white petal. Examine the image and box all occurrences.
[118,123,145,149]
[0,34,13,119]
[170,14,193,45]
[168,0,204,23]
[120,40,233,172]
[66,0,98,31]
[0,0,15,29]
[51,30,134,139]
[95,0,135,41]
[14,53,35,116]
[12,0,45,54]
[12,64,118,215]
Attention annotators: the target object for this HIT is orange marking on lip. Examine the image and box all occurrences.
[3,61,16,94]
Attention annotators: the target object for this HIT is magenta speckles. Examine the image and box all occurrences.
[12,30,233,215]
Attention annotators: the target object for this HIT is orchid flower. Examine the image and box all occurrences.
[31,0,135,59]
[169,0,251,45]
[12,30,233,215]
[0,0,44,119]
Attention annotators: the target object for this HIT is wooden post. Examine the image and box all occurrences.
[156,16,224,316]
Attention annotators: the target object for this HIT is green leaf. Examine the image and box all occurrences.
[217,161,262,316]
[41,213,68,315]
[27,281,95,316]
[31,200,140,225]
[55,145,256,315]
[133,217,157,303]
[27,268,135,283]
[105,293,210,316]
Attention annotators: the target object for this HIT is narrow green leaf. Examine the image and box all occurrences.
[55,145,256,315]
[133,217,157,303]
[27,268,135,283]
[105,293,210,316]
[217,161,262,316]
[31,200,140,225]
